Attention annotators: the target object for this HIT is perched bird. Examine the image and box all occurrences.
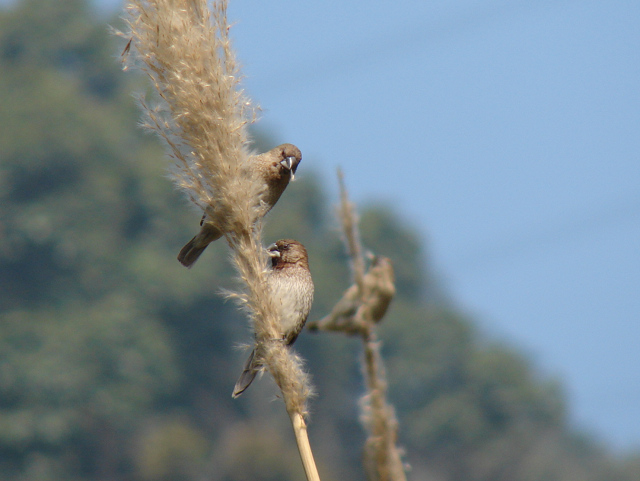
[357,255,395,323]
[232,239,314,398]
[310,255,395,332]
[177,144,302,267]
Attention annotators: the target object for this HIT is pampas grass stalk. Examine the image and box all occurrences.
[360,332,406,481]
[335,170,407,481]
[117,1,319,479]
[338,170,366,292]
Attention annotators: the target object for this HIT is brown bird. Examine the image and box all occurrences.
[232,239,314,398]
[311,255,395,332]
[357,255,395,323]
[177,144,302,267]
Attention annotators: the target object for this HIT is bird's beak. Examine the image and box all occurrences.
[267,243,281,258]
[280,156,297,181]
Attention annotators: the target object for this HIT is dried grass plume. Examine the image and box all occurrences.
[118,0,312,412]
[309,170,406,481]
[116,2,319,479]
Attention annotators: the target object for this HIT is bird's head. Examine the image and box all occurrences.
[276,143,302,180]
[267,239,309,269]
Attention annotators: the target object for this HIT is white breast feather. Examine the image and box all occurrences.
[268,270,313,337]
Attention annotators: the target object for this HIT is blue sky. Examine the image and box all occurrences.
[101,0,640,451]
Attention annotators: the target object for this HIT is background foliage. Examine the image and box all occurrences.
[0,1,638,480]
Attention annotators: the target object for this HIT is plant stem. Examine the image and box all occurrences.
[338,168,365,290]
[337,170,407,481]
[290,411,322,481]
[362,328,407,481]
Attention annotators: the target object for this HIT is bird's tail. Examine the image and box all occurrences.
[177,236,208,268]
[177,225,224,267]
[232,349,259,398]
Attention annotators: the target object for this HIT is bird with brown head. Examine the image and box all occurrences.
[177,144,302,267]
[232,239,314,398]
